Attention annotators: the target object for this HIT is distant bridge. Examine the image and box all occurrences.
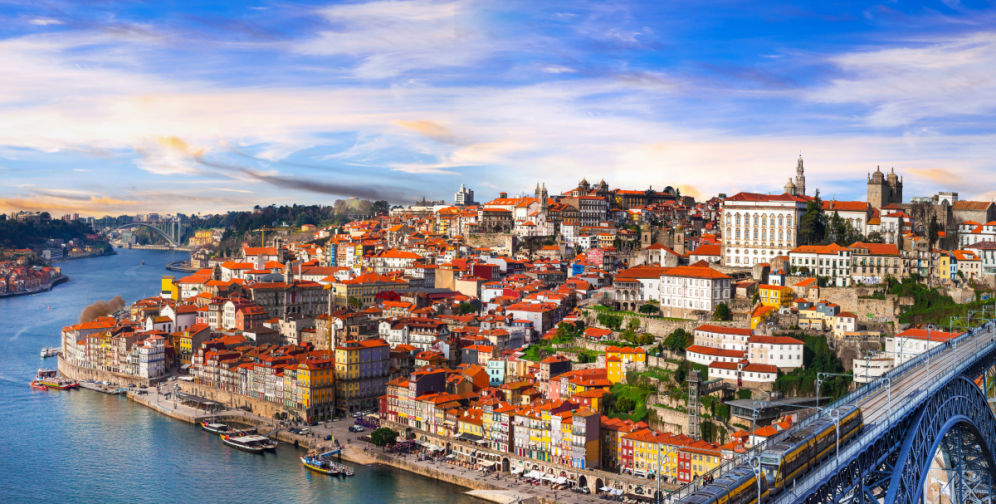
[103,220,187,247]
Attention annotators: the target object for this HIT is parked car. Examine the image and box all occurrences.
[349,425,365,433]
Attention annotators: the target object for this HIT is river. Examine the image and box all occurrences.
[0,249,479,504]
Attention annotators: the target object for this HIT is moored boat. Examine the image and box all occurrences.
[29,381,48,391]
[220,434,277,453]
[200,421,230,435]
[301,450,353,476]
[34,369,78,390]
[40,347,59,358]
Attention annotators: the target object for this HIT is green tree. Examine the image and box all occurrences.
[713,303,731,321]
[371,200,390,216]
[347,296,362,309]
[662,328,691,353]
[370,427,399,447]
[798,196,826,245]
[457,301,478,315]
[597,313,623,330]
[638,303,659,315]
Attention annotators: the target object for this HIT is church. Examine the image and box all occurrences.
[784,155,807,196]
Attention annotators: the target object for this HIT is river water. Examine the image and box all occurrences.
[0,249,479,504]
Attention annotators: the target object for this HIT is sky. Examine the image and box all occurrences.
[1,0,996,216]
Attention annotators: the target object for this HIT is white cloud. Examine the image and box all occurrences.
[809,32,996,127]
[27,17,64,26]
[293,0,492,78]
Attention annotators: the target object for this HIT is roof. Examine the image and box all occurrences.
[895,328,963,342]
[662,264,731,280]
[849,242,900,256]
[685,345,746,359]
[748,335,804,345]
[953,200,994,211]
[615,265,669,280]
[694,324,753,336]
[689,244,722,257]
[822,200,870,213]
[724,192,811,203]
[790,243,850,255]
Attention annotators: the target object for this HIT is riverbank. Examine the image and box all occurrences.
[0,274,68,299]
[99,381,580,504]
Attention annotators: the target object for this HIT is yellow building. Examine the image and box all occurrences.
[457,408,484,438]
[758,284,792,307]
[296,356,335,422]
[334,339,390,415]
[161,275,178,301]
[606,356,624,384]
[605,345,647,383]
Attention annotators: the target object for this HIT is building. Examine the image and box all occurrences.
[454,184,475,206]
[658,264,732,318]
[721,192,809,267]
[849,242,903,284]
[867,166,903,209]
[783,155,807,196]
[788,244,852,287]
[335,339,391,415]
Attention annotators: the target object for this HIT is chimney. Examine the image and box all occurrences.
[499,192,508,199]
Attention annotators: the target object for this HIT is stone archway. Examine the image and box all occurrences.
[578,475,588,491]
[501,457,510,473]
[594,478,603,493]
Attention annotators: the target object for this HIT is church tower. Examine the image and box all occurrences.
[794,155,806,196]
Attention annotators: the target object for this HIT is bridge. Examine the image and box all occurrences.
[668,320,996,504]
[103,220,187,247]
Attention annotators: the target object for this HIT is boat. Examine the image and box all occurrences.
[40,347,59,358]
[34,369,78,390]
[29,381,48,391]
[220,433,277,453]
[200,421,230,435]
[301,450,353,476]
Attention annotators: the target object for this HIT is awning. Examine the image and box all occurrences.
[599,486,613,492]
[445,454,456,459]
[479,460,496,468]
[554,477,567,485]
[511,467,523,474]
[543,474,557,482]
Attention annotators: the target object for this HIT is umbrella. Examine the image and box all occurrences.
[600,486,613,492]
[554,477,567,485]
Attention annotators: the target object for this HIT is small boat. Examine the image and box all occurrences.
[301,450,353,476]
[40,347,59,358]
[34,369,78,390]
[201,421,230,435]
[30,381,48,391]
[220,433,277,453]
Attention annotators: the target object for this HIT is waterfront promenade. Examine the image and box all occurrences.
[118,380,644,504]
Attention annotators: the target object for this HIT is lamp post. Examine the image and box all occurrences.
[815,372,850,409]
[751,456,762,504]
[830,407,842,465]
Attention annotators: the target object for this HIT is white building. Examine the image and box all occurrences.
[886,328,964,365]
[788,243,852,287]
[959,221,996,248]
[685,345,745,367]
[455,184,475,206]
[721,192,809,267]
[746,335,804,369]
[708,361,777,383]
[693,324,753,352]
[658,264,732,317]
[138,335,166,379]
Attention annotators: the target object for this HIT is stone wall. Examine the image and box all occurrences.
[817,286,904,324]
[176,381,290,420]
[465,233,516,254]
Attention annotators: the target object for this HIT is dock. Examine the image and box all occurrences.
[79,381,127,395]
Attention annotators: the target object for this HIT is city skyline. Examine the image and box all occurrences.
[1,0,996,215]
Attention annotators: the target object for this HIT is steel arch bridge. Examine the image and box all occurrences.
[669,321,996,504]
[104,221,186,247]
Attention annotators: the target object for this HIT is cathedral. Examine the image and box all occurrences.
[867,166,903,209]
[784,155,807,196]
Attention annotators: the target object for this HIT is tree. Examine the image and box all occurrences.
[626,318,640,332]
[638,303,659,315]
[347,296,362,309]
[798,196,826,245]
[370,427,399,447]
[457,301,478,315]
[713,303,731,321]
[371,200,390,216]
[662,329,691,353]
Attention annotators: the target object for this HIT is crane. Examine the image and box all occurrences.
[252,227,285,248]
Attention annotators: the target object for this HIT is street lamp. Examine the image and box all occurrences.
[751,456,762,504]
[815,372,850,409]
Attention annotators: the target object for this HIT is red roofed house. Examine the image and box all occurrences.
[659,264,731,318]
[721,191,810,267]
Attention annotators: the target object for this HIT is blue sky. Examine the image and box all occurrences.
[1,0,995,216]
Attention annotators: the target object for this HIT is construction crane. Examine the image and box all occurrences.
[252,227,285,248]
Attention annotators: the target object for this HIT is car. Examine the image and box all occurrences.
[349,425,365,433]
[300,428,310,434]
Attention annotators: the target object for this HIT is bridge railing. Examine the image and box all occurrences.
[772,320,996,503]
